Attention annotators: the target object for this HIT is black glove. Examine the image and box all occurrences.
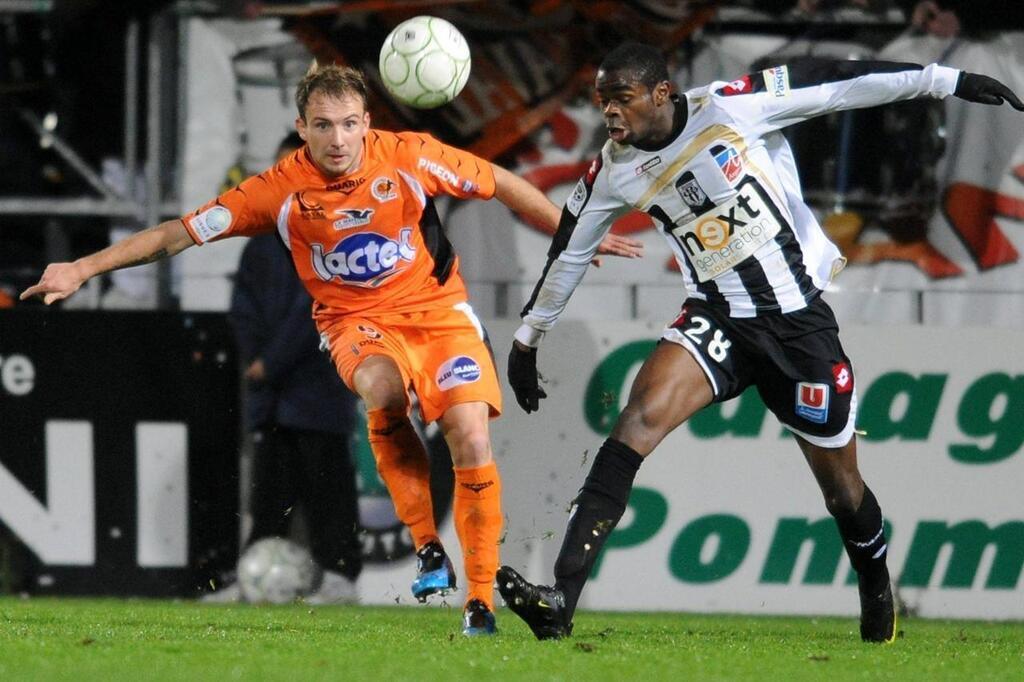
[954,72,1024,111]
[507,341,547,413]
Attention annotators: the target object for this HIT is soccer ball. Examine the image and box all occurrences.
[378,15,471,109]
[237,537,322,604]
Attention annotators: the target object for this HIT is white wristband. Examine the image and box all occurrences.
[514,324,544,348]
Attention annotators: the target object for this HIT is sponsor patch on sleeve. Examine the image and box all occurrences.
[566,178,588,216]
[762,65,790,98]
[188,205,233,242]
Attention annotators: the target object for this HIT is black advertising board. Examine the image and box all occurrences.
[0,310,240,596]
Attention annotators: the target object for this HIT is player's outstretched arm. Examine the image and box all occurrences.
[491,163,561,232]
[20,219,194,305]
[953,72,1024,111]
[490,163,643,261]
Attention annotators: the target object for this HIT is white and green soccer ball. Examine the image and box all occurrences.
[237,537,322,604]
[378,15,471,109]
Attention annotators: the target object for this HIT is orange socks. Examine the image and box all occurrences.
[368,407,503,608]
[366,408,438,549]
[454,461,503,610]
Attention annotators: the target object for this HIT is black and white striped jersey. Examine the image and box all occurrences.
[516,60,960,347]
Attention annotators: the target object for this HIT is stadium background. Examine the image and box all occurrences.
[1,0,1022,624]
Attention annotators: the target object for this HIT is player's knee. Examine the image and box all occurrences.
[361,386,407,413]
[823,483,861,518]
[353,360,407,411]
[448,427,492,468]
[611,401,666,455]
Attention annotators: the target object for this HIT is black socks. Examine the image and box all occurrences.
[553,438,644,616]
[834,484,890,595]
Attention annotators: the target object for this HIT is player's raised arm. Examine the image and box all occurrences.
[491,163,561,233]
[20,219,194,305]
[719,59,1022,136]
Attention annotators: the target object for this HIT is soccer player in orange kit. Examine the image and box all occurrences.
[21,63,641,635]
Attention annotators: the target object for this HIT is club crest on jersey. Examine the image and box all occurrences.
[371,176,397,202]
[763,65,790,97]
[634,156,662,176]
[333,208,374,230]
[833,362,853,394]
[676,171,712,211]
[311,229,415,286]
[436,355,481,391]
[710,144,743,183]
[795,382,829,424]
[297,192,326,219]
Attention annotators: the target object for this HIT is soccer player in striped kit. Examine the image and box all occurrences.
[499,41,1022,643]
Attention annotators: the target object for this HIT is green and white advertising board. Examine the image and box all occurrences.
[489,320,1024,620]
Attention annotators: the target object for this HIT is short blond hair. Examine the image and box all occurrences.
[295,62,369,120]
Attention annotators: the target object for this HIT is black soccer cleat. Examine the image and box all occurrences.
[411,541,457,603]
[496,565,572,640]
[859,580,897,643]
[462,599,498,636]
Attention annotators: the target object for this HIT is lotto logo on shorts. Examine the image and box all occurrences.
[795,382,830,424]
[833,362,853,394]
[436,355,481,391]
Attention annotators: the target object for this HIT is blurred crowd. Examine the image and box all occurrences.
[1,0,1022,310]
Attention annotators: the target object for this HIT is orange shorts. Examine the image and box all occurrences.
[319,302,502,424]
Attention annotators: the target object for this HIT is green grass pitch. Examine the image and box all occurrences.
[0,598,1021,681]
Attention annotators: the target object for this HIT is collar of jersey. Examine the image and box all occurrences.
[632,93,689,153]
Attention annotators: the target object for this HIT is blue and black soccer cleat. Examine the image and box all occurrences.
[461,599,497,636]
[411,541,457,603]
[859,579,897,643]
[496,565,572,640]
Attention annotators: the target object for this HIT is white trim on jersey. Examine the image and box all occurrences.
[276,195,293,250]
[397,168,426,208]
[454,301,485,340]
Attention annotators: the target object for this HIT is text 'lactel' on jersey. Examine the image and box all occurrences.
[311,229,416,286]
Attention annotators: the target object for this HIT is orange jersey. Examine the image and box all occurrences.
[181,130,496,320]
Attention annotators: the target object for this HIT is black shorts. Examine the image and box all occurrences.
[661,296,857,448]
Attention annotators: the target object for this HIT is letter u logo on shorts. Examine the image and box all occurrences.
[795,382,830,424]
